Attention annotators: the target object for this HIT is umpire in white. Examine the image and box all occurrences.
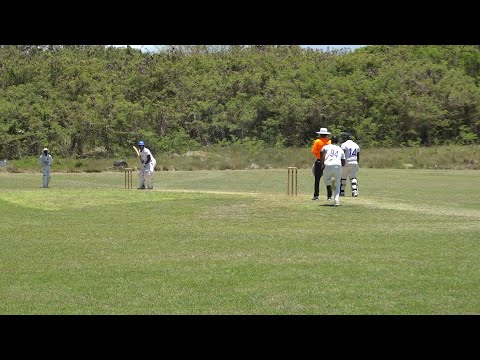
[320,136,345,206]
[38,147,53,188]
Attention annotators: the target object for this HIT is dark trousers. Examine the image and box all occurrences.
[313,160,323,197]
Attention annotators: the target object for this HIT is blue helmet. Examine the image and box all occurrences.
[138,140,145,146]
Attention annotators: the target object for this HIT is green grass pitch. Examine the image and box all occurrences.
[0,168,479,314]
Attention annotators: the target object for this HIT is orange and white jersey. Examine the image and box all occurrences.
[311,138,331,159]
[321,144,345,166]
[341,140,360,165]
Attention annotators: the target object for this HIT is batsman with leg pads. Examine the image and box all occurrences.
[340,132,360,197]
[136,140,157,190]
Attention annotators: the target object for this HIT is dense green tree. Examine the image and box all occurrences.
[1,45,480,159]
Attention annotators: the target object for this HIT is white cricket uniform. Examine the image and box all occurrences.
[321,144,345,203]
[139,147,157,189]
[341,140,360,196]
[38,154,53,188]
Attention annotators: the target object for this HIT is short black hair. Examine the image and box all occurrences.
[331,136,339,144]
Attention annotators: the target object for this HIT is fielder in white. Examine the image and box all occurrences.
[38,147,53,188]
[321,136,345,206]
[340,132,360,197]
[137,140,157,190]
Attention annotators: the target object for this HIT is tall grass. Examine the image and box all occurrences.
[364,144,480,170]
[2,144,479,173]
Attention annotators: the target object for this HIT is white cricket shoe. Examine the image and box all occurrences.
[334,201,340,206]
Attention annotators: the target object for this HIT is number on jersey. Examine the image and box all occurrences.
[330,149,339,158]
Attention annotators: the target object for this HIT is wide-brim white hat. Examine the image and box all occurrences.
[316,127,331,135]
[42,148,49,152]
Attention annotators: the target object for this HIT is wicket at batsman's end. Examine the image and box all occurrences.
[124,168,133,189]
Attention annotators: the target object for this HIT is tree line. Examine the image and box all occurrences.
[1,44,479,159]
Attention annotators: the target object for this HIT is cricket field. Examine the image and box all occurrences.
[0,168,479,314]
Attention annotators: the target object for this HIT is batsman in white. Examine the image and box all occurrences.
[320,136,345,206]
[340,132,360,197]
[38,147,53,188]
[137,140,157,190]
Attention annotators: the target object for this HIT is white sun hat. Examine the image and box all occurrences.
[43,148,49,152]
[316,127,331,135]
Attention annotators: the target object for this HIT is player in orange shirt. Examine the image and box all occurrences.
[311,128,332,200]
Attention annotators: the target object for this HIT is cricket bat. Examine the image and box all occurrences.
[133,145,140,157]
